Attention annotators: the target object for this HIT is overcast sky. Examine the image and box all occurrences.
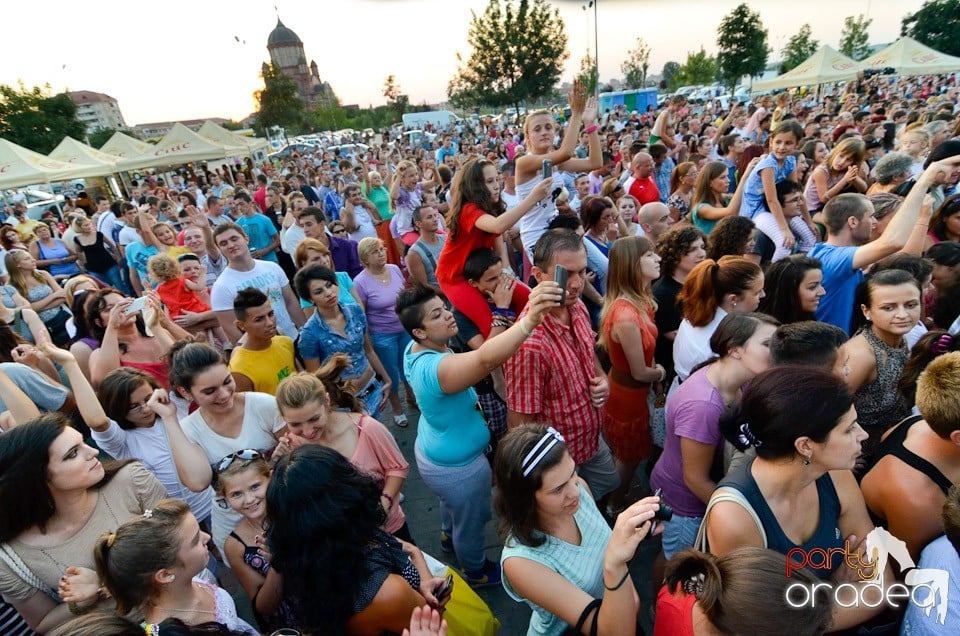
[0,0,924,126]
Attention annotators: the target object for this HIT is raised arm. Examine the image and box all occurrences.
[473,178,554,236]
[852,156,960,270]
[0,365,41,428]
[89,299,131,387]
[41,344,109,432]
[436,281,562,394]
[148,388,214,491]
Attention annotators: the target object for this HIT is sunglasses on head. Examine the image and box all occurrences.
[216,449,262,472]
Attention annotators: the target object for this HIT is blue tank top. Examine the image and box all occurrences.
[718,459,844,579]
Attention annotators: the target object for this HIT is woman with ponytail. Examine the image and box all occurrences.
[94,498,256,634]
[672,256,764,384]
[654,548,832,635]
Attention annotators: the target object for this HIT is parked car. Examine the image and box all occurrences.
[1,188,66,220]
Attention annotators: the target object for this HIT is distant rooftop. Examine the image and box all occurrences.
[68,90,117,104]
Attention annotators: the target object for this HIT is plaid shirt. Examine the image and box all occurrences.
[505,301,603,464]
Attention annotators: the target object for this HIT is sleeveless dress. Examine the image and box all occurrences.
[26,284,63,322]
[602,299,657,463]
[854,327,910,466]
[718,459,845,579]
[227,531,297,631]
[34,239,80,278]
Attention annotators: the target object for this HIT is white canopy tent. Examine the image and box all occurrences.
[197,121,269,154]
[0,139,76,190]
[117,123,239,171]
[858,37,960,77]
[48,137,119,179]
[753,45,860,92]
[98,132,152,160]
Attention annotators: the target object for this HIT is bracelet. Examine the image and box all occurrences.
[519,318,533,338]
[380,492,394,509]
[604,569,631,591]
[584,124,599,135]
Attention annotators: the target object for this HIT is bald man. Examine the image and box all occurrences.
[637,202,674,244]
[624,152,659,205]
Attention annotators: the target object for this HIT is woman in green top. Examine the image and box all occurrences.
[690,159,758,236]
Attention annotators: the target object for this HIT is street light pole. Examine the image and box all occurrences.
[593,0,599,100]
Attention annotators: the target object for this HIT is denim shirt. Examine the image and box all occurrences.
[297,303,369,379]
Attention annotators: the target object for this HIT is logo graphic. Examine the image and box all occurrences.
[785,527,949,625]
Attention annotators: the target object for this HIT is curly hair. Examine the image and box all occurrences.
[706,216,756,261]
[266,445,389,634]
[656,224,707,279]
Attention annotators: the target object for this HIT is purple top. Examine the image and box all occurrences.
[329,235,363,278]
[354,264,406,334]
[650,366,727,517]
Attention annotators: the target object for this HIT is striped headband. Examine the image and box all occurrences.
[521,427,565,477]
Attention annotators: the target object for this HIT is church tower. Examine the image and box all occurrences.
[267,18,339,109]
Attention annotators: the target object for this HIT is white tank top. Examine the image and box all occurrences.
[515,171,566,255]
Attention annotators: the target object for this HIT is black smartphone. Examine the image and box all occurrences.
[434,573,454,600]
[542,159,553,179]
[554,264,567,305]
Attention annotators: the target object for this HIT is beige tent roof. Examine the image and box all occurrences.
[99,132,152,159]
[118,123,236,171]
[753,45,860,92]
[0,139,76,189]
[48,137,118,179]
[196,121,268,155]
[858,37,960,76]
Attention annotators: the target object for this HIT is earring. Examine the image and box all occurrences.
[802,456,811,466]
[732,301,737,308]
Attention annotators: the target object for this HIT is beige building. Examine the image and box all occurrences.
[265,18,339,109]
[68,91,127,133]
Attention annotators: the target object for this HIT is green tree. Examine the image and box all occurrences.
[310,103,349,132]
[254,62,305,134]
[676,48,720,87]
[661,61,681,91]
[382,75,409,119]
[902,0,960,57]
[781,24,820,72]
[840,14,873,61]
[716,3,769,92]
[87,127,116,149]
[577,51,598,96]
[621,37,652,88]
[448,0,568,114]
[0,83,86,154]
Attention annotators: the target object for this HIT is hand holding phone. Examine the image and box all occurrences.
[542,159,553,179]
[433,573,454,602]
[553,264,567,305]
[124,296,148,315]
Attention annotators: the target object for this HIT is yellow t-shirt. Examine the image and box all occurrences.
[228,336,295,395]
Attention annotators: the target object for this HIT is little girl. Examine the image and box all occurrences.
[803,137,867,212]
[435,158,552,339]
[94,498,258,634]
[390,160,438,249]
[740,120,817,262]
[900,127,931,177]
[219,452,295,632]
[148,253,226,345]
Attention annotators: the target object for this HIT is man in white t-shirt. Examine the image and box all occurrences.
[209,222,306,345]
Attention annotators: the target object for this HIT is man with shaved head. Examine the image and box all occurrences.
[637,202,674,243]
[625,151,659,205]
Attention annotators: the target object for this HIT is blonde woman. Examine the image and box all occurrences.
[354,237,412,425]
[5,249,72,345]
[600,236,665,513]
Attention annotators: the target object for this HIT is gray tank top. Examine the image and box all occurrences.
[410,236,445,286]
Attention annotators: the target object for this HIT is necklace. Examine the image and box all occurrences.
[245,518,265,539]
[150,606,217,616]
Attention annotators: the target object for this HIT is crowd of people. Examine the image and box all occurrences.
[0,71,959,635]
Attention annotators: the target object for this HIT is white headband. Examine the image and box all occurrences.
[521,427,565,477]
